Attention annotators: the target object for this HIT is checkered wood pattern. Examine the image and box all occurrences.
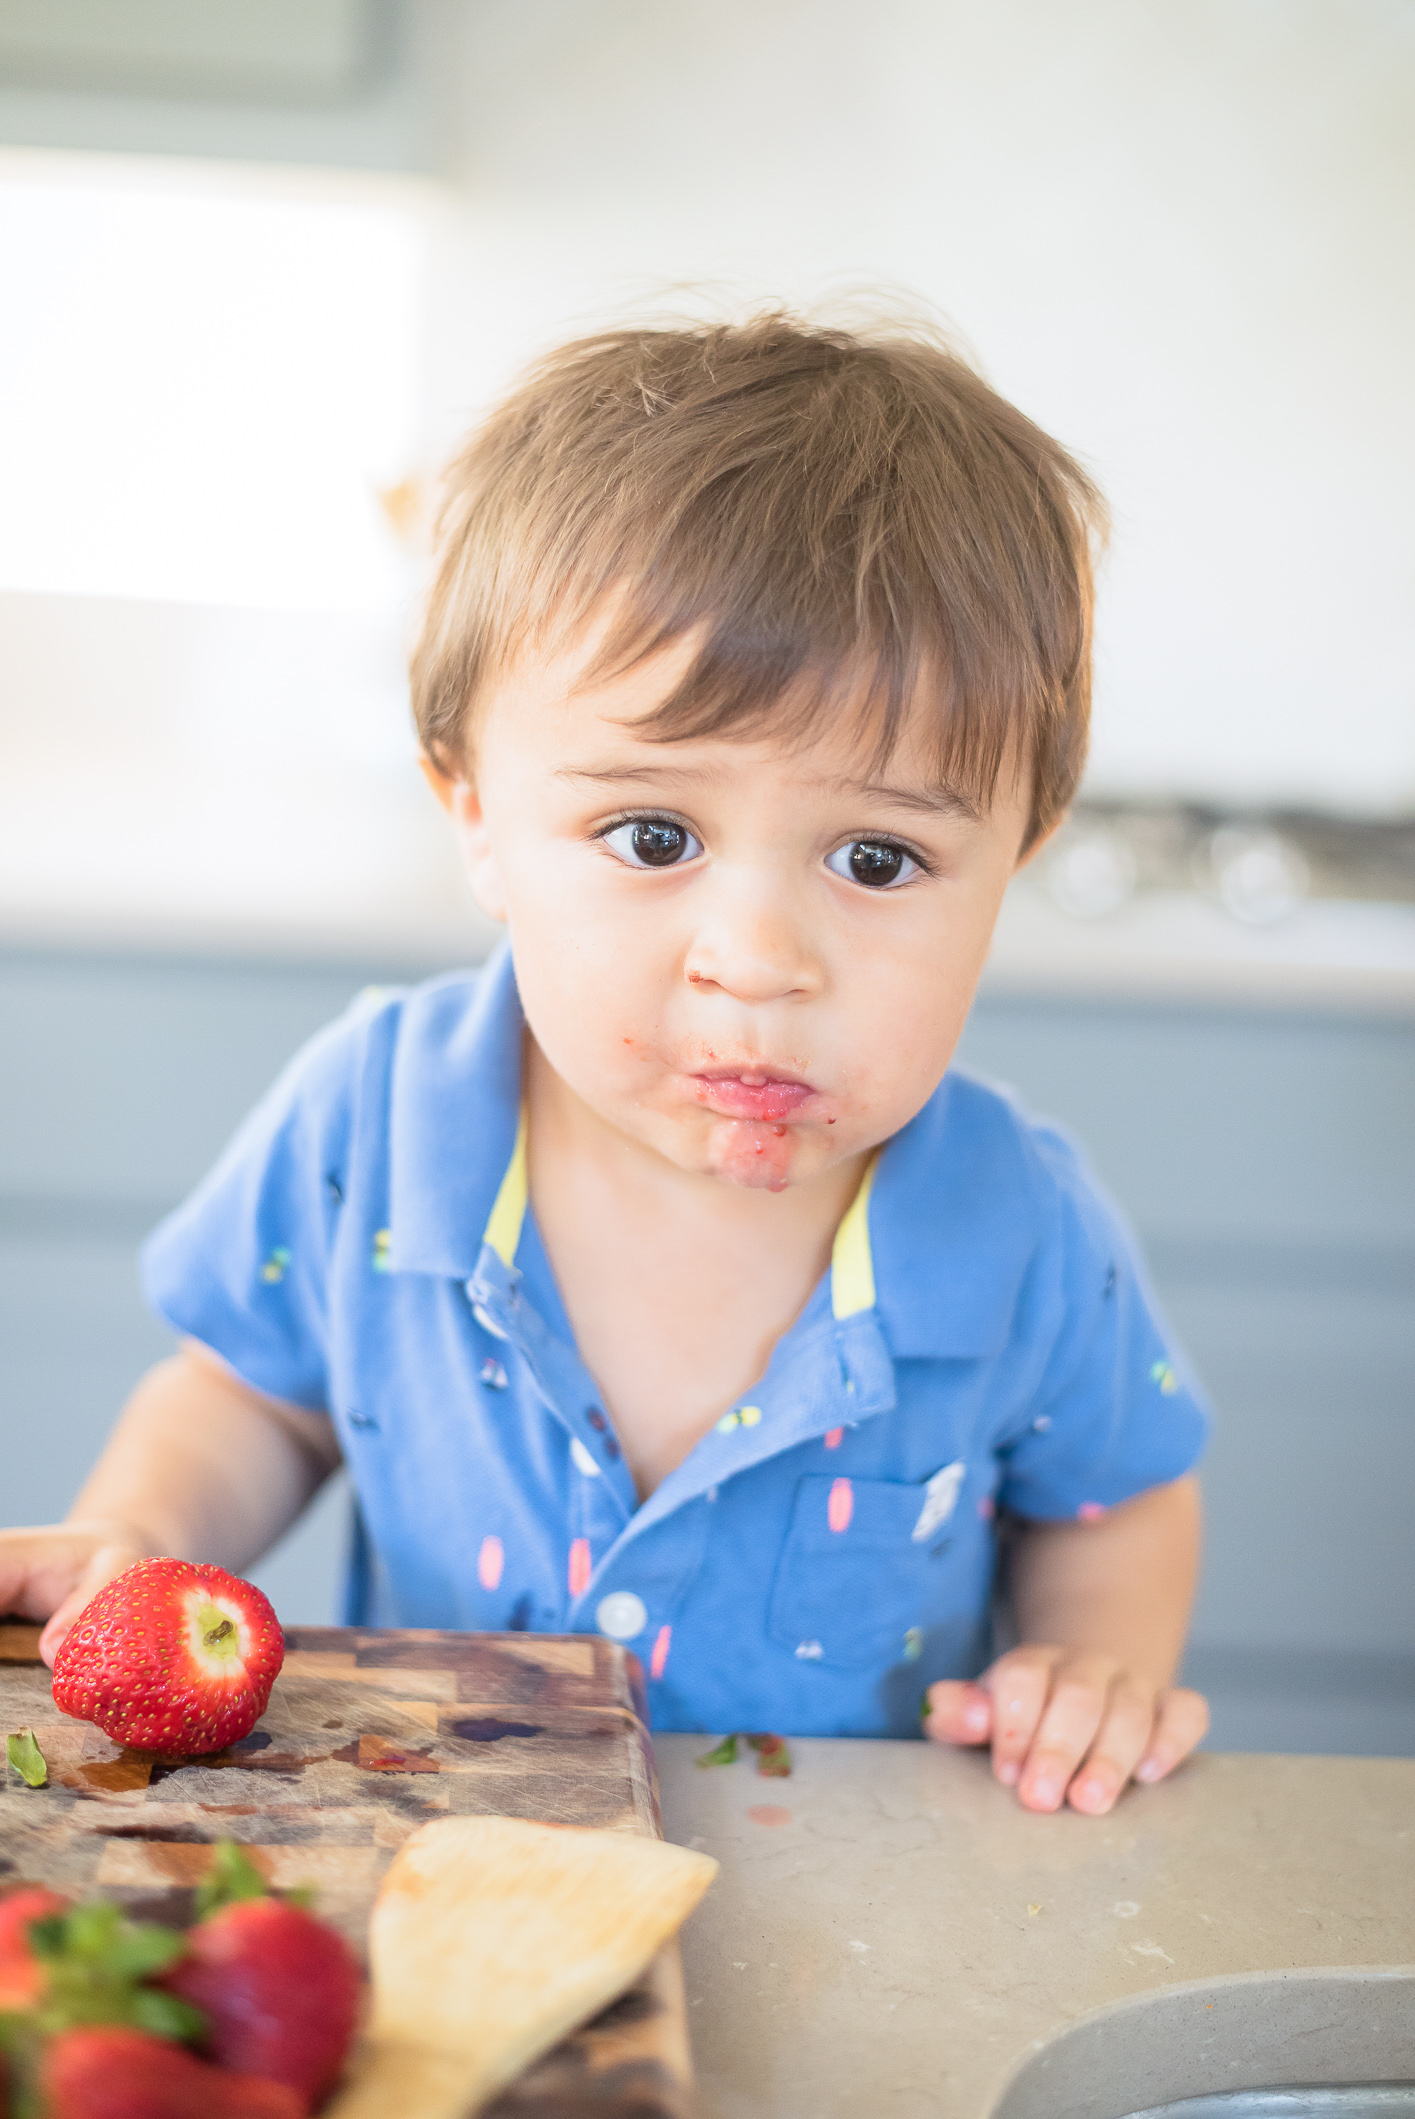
[1,1623,689,2116]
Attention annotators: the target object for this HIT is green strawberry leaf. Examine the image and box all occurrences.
[24,1914,70,1962]
[5,1729,47,1788]
[23,1902,203,2047]
[129,1987,208,2041]
[195,1838,270,1919]
[55,1900,122,1959]
[0,2007,35,2056]
[695,1733,740,1768]
[104,1923,187,1980]
[0,2011,44,2119]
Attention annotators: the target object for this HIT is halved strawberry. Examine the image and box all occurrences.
[40,2026,303,2119]
[51,1560,283,1755]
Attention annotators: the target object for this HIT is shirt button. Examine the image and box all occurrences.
[595,1591,647,1641]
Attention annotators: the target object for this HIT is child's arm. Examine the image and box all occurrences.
[0,1340,341,1666]
[924,1474,1208,1814]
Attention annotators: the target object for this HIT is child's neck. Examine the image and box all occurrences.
[523,1040,868,1500]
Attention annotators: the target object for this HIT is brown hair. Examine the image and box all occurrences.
[411,311,1106,850]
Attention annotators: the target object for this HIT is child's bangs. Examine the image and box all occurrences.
[573,573,1019,824]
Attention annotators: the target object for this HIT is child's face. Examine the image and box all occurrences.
[440,618,1036,1194]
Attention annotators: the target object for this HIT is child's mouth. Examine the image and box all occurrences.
[690,1071,816,1122]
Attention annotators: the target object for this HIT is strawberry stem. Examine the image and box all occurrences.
[194,1602,240,1660]
[194,1840,269,1920]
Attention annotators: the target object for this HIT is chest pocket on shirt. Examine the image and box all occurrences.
[767,1468,971,1670]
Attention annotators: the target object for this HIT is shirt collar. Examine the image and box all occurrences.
[387,940,524,1278]
[389,942,1040,1358]
[868,1071,1042,1360]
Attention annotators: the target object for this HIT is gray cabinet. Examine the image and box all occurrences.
[956,996,1415,1754]
[3,948,1412,1752]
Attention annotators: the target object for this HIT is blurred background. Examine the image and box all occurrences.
[2,0,1412,1751]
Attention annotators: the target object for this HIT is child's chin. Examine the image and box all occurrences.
[702,1117,800,1193]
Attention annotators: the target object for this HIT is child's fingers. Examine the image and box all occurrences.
[1012,1656,1122,1811]
[983,1648,1062,1788]
[1063,1680,1158,1814]
[1133,1687,1210,1784]
[922,1680,993,1746]
[37,1541,144,1667]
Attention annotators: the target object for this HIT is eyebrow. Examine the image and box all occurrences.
[558,762,983,821]
[853,779,983,822]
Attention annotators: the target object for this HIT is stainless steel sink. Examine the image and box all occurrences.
[1127,2091,1415,2117]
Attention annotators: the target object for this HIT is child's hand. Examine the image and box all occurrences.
[922,1645,1209,1815]
[0,1522,151,1667]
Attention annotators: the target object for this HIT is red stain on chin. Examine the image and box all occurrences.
[709,1118,795,1193]
[747,1803,792,1827]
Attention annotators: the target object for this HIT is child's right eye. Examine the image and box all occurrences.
[600,818,704,869]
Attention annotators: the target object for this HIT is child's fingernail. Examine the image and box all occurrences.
[965,1704,988,1734]
[1028,1777,1058,1807]
[1074,1778,1106,1810]
[997,1759,1019,1786]
[1135,1757,1161,1782]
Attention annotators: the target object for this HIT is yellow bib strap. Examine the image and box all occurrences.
[482,1105,529,1267]
[830,1153,879,1320]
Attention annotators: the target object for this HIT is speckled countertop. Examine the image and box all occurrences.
[654,1737,1415,2119]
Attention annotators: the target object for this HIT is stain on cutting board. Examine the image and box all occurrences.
[0,1622,687,2117]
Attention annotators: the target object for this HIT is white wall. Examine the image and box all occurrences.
[419,0,1415,815]
[3,0,1411,966]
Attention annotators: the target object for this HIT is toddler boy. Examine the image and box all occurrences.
[1,315,1209,1815]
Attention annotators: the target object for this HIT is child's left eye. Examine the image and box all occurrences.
[601,817,705,869]
[824,840,923,890]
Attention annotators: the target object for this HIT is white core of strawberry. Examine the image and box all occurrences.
[183,1590,252,1688]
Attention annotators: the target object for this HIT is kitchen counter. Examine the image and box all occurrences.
[655,1736,1415,2119]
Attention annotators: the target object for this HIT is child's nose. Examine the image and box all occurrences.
[683,876,822,1004]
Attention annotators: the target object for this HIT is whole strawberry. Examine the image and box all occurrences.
[52,1560,284,1755]
[164,1897,361,2113]
[40,2026,303,2119]
[0,1887,70,2007]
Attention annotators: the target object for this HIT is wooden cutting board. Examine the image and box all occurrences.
[0,1621,696,2117]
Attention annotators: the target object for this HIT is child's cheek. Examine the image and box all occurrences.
[703,1118,796,1193]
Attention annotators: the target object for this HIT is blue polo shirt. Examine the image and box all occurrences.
[141,944,1208,1737]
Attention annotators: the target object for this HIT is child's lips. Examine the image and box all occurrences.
[690,1072,817,1122]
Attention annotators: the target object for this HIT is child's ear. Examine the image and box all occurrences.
[418,750,508,924]
[417,750,459,814]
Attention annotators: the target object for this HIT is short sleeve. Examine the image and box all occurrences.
[996,1126,1209,1521]
[140,1004,376,1411]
